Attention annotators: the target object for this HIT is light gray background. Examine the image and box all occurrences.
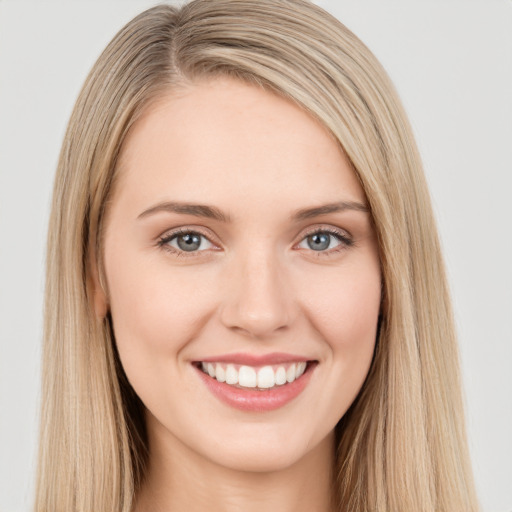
[0,1,511,511]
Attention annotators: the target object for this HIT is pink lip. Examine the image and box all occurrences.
[196,352,312,366]
[193,360,317,412]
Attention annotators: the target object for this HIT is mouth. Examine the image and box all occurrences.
[193,360,313,390]
[192,357,318,412]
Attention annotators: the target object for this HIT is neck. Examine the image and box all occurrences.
[134,415,335,512]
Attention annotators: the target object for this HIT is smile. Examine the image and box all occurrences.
[198,361,308,390]
[192,355,317,412]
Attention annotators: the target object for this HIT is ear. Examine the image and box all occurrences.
[88,250,108,319]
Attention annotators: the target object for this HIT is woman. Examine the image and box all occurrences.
[36,1,480,511]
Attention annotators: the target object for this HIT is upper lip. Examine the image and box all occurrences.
[194,352,315,366]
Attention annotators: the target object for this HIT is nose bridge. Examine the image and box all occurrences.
[220,243,295,338]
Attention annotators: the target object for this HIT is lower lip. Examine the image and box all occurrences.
[193,363,316,412]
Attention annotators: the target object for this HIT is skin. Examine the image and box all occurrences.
[97,77,382,512]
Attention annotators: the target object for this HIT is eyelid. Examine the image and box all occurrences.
[294,225,354,256]
[157,225,216,242]
[157,224,354,258]
[157,226,220,257]
[299,224,352,240]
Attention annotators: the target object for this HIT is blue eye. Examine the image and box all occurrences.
[297,229,352,253]
[159,230,213,254]
[158,227,352,258]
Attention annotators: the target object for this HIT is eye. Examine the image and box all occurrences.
[296,228,353,254]
[158,229,215,256]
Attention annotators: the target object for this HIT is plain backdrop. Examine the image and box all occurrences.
[0,1,511,511]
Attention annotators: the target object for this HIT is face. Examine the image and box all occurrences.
[100,77,381,473]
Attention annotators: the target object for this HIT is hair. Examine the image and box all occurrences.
[36,1,480,511]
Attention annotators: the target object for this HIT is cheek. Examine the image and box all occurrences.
[105,259,223,421]
[105,253,217,373]
[302,261,381,346]
[297,258,381,398]
[305,266,381,425]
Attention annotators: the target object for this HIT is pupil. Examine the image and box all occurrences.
[308,233,330,251]
[177,233,201,251]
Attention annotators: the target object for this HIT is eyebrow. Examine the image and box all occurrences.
[137,200,368,222]
[291,200,369,221]
[138,201,232,222]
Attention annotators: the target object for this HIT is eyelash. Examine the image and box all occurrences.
[299,227,354,256]
[157,226,354,259]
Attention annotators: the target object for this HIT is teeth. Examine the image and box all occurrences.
[239,366,257,387]
[257,366,275,389]
[286,364,296,383]
[198,361,309,389]
[225,364,238,385]
[275,366,287,385]
[215,364,226,382]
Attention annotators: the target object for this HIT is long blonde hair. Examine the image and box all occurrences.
[36,1,479,511]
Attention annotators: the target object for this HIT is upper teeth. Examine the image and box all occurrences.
[200,362,307,389]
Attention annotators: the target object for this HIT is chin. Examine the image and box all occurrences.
[205,443,310,474]
[195,425,333,474]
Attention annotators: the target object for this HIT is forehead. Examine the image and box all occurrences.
[114,77,366,216]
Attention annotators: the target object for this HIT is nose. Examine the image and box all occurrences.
[219,247,296,339]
